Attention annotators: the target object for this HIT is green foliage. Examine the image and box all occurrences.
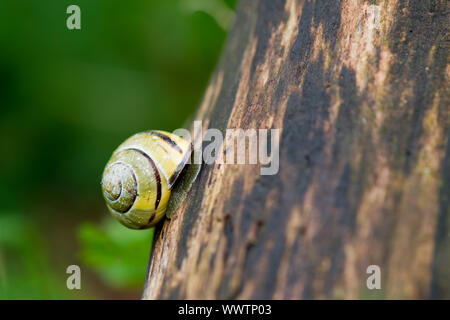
[78,219,153,289]
[0,213,78,299]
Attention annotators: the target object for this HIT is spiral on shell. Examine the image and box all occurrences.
[102,161,137,213]
[101,131,191,229]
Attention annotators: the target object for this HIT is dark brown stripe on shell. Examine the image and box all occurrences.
[168,146,192,187]
[148,213,156,224]
[128,148,161,210]
[157,142,170,155]
[150,131,183,154]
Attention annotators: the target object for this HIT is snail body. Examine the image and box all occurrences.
[101,130,197,229]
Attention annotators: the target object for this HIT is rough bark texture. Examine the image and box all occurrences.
[143,0,449,299]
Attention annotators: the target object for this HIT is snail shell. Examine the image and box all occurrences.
[101,131,192,229]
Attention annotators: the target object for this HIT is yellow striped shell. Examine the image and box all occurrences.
[101,131,192,229]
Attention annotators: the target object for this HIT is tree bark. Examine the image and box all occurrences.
[143,0,449,299]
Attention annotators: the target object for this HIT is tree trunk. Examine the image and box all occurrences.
[143,0,449,299]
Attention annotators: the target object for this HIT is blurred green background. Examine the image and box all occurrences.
[0,0,235,299]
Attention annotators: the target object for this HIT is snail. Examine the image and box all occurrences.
[101,130,201,229]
